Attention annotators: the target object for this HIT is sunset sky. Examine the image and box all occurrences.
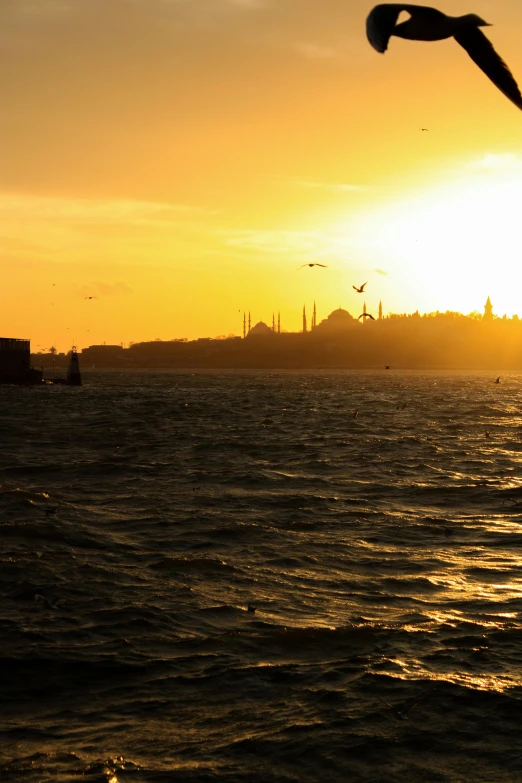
[2,0,522,350]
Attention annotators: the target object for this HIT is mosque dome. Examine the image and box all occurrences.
[315,308,356,332]
[247,321,274,337]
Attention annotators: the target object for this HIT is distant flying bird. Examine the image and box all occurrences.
[495,376,500,384]
[366,5,522,110]
[84,296,97,300]
[420,128,429,131]
[377,694,428,720]
[353,282,367,293]
[485,430,491,438]
[385,365,391,369]
[34,594,60,610]
[358,313,375,320]
[297,263,328,270]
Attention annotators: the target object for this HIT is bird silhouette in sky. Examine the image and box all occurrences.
[84,296,97,300]
[420,128,429,131]
[297,263,328,270]
[358,313,375,320]
[366,5,522,110]
[353,282,367,293]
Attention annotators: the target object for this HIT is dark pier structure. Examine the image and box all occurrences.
[0,337,43,385]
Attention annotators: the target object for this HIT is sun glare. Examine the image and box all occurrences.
[321,157,522,316]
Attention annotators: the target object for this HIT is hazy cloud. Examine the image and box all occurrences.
[222,228,321,253]
[77,281,134,298]
[295,179,366,192]
[293,42,338,59]
[0,194,198,226]
[467,153,522,170]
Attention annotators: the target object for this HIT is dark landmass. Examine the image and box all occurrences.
[31,309,522,370]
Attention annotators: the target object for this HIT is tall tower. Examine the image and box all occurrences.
[378,301,383,320]
[302,305,307,333]
[248,311,251,333]
[272,313,275,332]
[363,301,367,322]
[278,311,281,334]
[312,300,317,329]
[243,312,246,339]
[484,296,493,321]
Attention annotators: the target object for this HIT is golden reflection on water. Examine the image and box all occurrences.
[386,667,521,693]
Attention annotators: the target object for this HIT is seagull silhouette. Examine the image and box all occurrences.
[35,594,60,610]
[377,694,428,720]
[495,376,500,384]
[84,296,97,300]
[366,5,522,110]
[297,263,328,270]
[358,313,376,320]
[353,282,367,293]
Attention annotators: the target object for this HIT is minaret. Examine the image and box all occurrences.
[243,312,246,339]
[248,311,251,333]
[363,301,367,322]
[313,300,317,329]
[378,300,383,320]
[272,313,275,332]
[278,311,281,334]
[484,296,493,322]
[302,305,307,333]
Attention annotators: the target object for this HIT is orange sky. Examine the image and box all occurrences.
[2,0,522,351]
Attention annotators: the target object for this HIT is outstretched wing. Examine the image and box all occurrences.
[366,4,446,53]
[366,5,405,53]
[454,26,522,110]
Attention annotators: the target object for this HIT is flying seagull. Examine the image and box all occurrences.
[495,376,500,384]
[353,282,367,293]
[297,263,328,270]
[35,594,60,610]
[358,313,375,320]
[84,296,97,300]
[377,694,428,720]
[366,5,522,110]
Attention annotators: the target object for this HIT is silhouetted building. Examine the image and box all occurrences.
[314,308,356,334]
[303,305,307,333]
[66,348,82,386]
[484,296,494,322]
[247,321,274,337]
[379,301,383,320]
[0,337,42,384]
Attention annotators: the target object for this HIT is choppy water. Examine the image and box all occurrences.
[1,370,522,782]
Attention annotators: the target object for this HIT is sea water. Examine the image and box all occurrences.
[1,370,521,782]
